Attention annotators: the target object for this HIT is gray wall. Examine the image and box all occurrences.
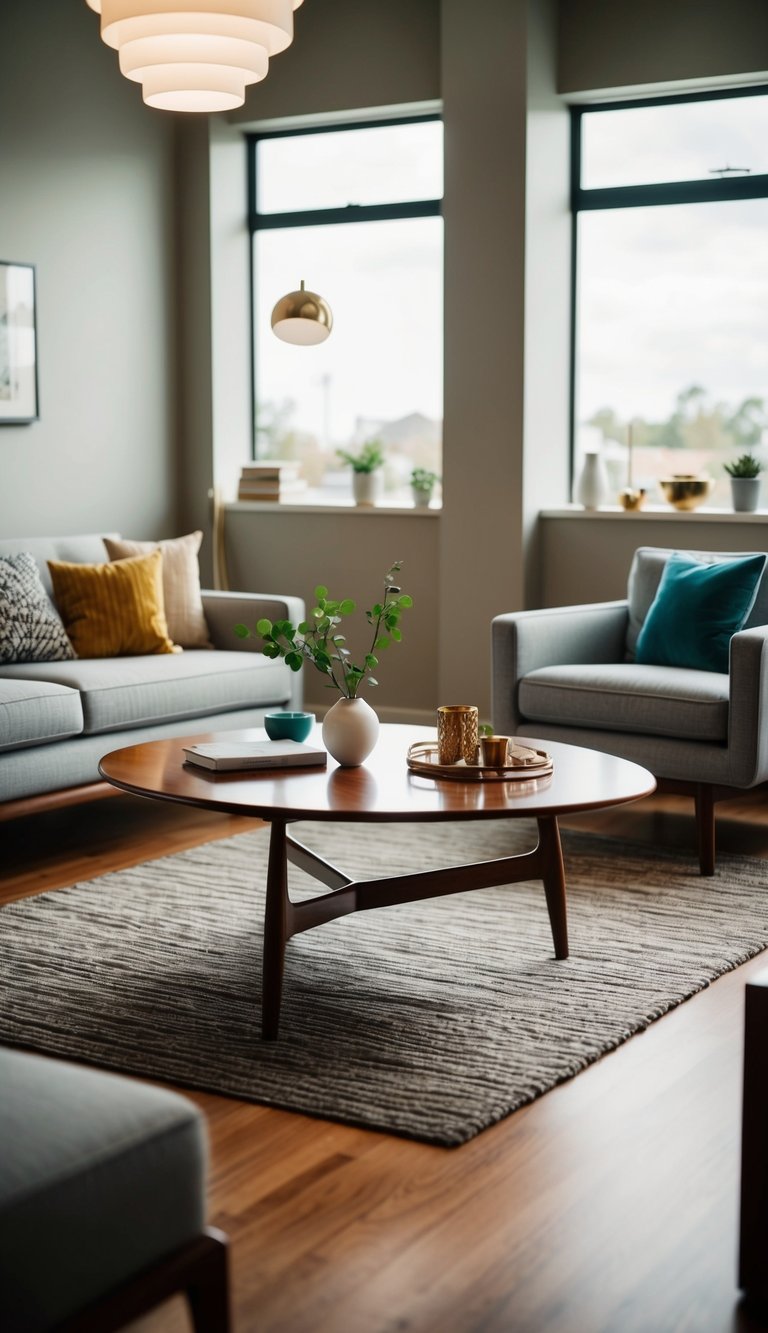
[0,0,177,541]
[224,506,440,721]
[540,513,768,607]
[558,0,768,96]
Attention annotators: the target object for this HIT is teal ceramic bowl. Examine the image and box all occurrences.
[264,711,315,743]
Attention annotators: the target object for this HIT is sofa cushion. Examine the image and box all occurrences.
[0,1048,205,1333]
[0,553,76,665]
[0,650,292,734]
[626,546,768,659]
[104,532,212,650]
[519,662,729,741]
[0,678,83,752]
[48,550,178,658]
[0,535,117,599]
[636,552,766,674]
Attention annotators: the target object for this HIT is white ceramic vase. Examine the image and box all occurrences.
[575,451,609,510]
[352,471,381,507]
[411,486,433,508]
[322,696,379,767]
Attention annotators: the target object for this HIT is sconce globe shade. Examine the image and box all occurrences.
[84,0,305,112]
[271,281,333,346]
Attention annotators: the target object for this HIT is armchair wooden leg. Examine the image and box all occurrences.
[694,784,716,876]
[59,1228,230,1333]
[740,975,768,1306]
[187,1229,231,1333]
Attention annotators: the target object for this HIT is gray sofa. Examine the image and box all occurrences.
[0,1046,228,1331]
[0,534,304,808]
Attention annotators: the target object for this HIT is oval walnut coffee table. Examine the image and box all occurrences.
[99,724,655,1039]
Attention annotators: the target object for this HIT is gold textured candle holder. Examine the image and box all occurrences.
[437,704,479,764]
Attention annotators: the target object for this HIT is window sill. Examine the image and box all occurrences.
[228,500,441,516]
[541,505,768,522]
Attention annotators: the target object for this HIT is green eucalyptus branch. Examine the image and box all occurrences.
[234,560,413,699]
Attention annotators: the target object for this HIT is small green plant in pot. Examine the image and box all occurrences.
[410,467,440,508]
[724,453,764,512]
[337,439,385,507]
[235,563,413,765]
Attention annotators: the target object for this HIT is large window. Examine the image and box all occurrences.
[572,88,768,506]
[249,118,443,503]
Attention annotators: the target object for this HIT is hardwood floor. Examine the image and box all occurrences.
[3,790,768,1333]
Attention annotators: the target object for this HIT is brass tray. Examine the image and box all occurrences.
[407,740,553,782]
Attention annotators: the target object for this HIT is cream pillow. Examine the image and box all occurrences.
[103,531,212,649]
[48,550,177,658]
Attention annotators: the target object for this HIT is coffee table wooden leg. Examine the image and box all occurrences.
[262,819,292,1041]
[537,816,569,960]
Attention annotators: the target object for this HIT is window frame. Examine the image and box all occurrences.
[569,84,768,491]
[246,114,443,467]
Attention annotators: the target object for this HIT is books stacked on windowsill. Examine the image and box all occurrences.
[237,461,308,502]
[182,740,327,772]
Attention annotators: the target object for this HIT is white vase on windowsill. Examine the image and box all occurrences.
[576,451,609,510]
[352,471,382,507]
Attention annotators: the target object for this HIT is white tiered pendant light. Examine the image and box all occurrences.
[85,1,305,113]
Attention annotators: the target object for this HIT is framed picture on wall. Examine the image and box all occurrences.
[0,261,39,423]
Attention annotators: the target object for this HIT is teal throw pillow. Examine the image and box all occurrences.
[635,552,767,673]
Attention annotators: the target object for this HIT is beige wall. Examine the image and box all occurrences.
[223,506,440,720]
[540,513,768,607]
[0,0,178,540]
[558,0,768,97]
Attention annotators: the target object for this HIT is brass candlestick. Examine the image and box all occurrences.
[618,421,646,511]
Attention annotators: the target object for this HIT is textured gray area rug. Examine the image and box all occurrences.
[2,821,767,1145]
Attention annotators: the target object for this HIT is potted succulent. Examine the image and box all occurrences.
[336,439,385,507]
[410,467,440,508]
[724,453,763,512]
[235,562,412,766]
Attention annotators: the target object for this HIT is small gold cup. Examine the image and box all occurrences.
[618,487,646,512]
[437,704,479,764]
[481,735,509,767]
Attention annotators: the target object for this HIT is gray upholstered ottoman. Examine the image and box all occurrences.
[0,1048,228,1332]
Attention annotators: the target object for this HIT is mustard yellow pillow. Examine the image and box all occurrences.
[103,531,212,649]
[48,549,178,658]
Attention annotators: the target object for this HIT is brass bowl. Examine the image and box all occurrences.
[659,475,715,511]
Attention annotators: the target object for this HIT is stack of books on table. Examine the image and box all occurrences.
[237,461,307,502]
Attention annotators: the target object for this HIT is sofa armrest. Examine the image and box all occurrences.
[201,590,306,713]
[201,590,305,651]
[728,625,768,787]
[491,600,629,733]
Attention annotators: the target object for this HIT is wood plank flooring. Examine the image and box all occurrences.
[3,790,768,1333]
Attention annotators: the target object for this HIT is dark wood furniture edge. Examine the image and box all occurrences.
[655,779,768,877]
[739,971,768,1306]
[0,781,120,822]
[261,815,569,1039]
[58,1226,230,1333]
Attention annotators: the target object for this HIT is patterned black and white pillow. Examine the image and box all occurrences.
[0,552,76,664]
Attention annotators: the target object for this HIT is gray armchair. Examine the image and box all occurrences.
[491,546,768,875]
